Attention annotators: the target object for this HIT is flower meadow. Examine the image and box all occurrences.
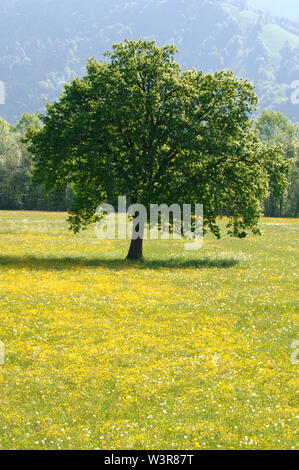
[0,211,298,450]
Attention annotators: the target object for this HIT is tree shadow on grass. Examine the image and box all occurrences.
[0,255,239,270]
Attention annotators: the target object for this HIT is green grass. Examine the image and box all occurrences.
[0,211,298,449]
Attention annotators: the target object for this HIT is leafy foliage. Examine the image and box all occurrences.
[256,110,299,217]
[0,114,72,210]
[26,40,287,251]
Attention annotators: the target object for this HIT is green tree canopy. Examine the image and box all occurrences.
[26,39,287,259]
[13,112,41,135]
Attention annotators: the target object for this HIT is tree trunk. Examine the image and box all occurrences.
[279,197,283,217]
[126,236,144,260]
[126,211,145,260]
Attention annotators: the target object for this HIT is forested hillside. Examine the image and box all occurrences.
[0,0,299,123]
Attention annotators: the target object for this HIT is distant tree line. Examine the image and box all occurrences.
[0,110,298,217]
[0,113,73,211]
[255,110,299,217]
